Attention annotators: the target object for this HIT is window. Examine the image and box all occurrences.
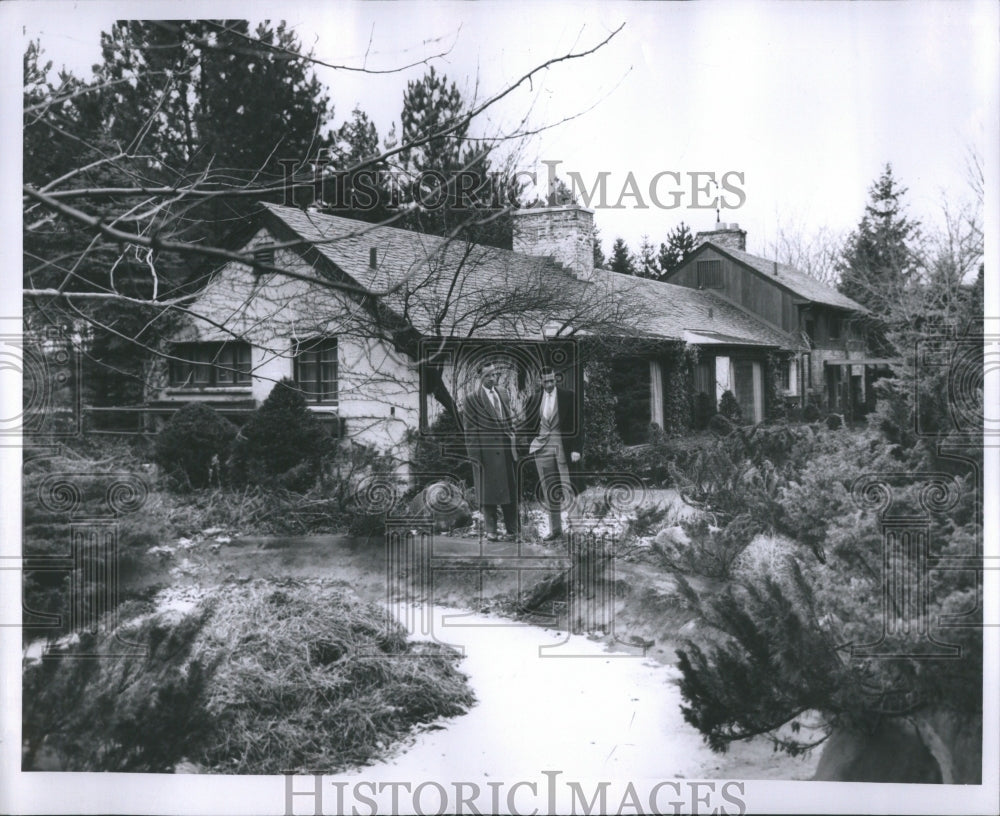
[693,360,714,396]
[777,359,791,391]
[696,260,723,289]
[294,337,338,404]
[826,365,843,410]
[253,243,275,266]
[732,359,762,424]
[169,343,252,387]
[609,357,651,445]
[829,314,841,340]
[804,319,816,343]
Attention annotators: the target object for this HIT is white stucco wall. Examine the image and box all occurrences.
[338,334,420,451]
[251,341,293,403]
[161,227,421,456]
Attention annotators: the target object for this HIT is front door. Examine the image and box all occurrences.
[826,365,842,412]
[732,360,763,424]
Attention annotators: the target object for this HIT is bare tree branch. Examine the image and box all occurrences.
[23,185,375,299]
[198,19,462,74]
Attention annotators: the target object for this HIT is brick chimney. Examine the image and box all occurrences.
[694,222,747,252]
[512,205,595,282]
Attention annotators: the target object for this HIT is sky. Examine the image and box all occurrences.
[10,0,997,257]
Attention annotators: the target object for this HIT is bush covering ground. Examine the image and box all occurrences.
[23,579,475,773]
[664,420,982,780]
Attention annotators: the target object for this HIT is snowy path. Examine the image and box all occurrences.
[323,607,739,813]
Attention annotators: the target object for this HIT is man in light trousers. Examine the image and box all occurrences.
[525,367,582,541]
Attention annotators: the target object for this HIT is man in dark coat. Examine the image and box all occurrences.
[464,360,519,541]
[523,367,582,541]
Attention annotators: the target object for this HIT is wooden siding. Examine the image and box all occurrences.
[673,248,796,332]
[674,249,866,343]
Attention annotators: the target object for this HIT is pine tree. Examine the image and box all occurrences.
[592,227,607,269]
[397,67,501,242]
[671,398,983,763]
[608,237,637,276]
[93,20,332,180]
[323,105,391,223]
[657,221,695,279]
[549,176,577,206]
[23,41,96,190]
[398,66,469,180]
[675,568,849,754]
[26,22,336,408]
[154,403,237,488]
[636,234,659,278]
[718,390,742,424]
[837,164,920,317]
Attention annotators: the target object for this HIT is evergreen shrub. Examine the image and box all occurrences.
[154,403,237,488]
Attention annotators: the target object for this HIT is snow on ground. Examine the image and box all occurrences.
[324,605,738,813]
[153,584,209,617]
[23,632,79,664]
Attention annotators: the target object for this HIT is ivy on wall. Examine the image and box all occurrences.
[661,343,698,435]
[580,338,696,453]
[580,359,624,470]
[765,351,796,421]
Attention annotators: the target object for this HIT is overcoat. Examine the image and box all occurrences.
[464,386,518,505]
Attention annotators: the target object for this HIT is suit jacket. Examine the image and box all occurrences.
[522,387,583,458]
[464,386,518,505]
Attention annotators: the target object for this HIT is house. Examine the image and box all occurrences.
[146,204,870,462]
[666,222,877,418]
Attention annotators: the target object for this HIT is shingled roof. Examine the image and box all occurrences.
[257,203,799,349]
[597,270,795,348]
[695,242,868,313]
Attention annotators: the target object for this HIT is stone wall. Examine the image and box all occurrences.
[813,712,982,784]
[512,205,595,280]
[813,719,942,783]
[694,222,747,252]
[803,347,869,411]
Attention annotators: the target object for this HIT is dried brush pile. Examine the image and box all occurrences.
[23,579,474,773]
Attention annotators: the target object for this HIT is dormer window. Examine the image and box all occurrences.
[253,243,275,266]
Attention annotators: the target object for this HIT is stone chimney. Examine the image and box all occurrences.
[694,222,747,252]
[512,205,595,282]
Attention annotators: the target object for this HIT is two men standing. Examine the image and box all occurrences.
[464,360,580,542]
